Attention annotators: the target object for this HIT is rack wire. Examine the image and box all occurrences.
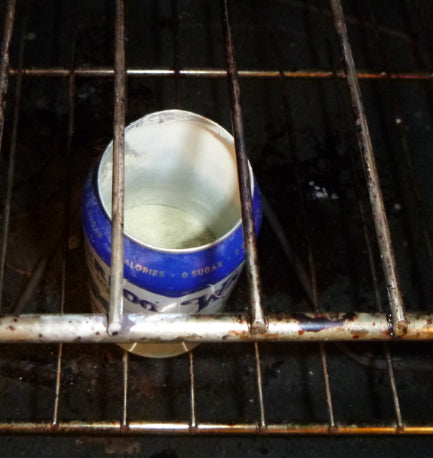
[1,0,433,435]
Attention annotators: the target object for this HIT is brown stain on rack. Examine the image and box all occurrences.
[7,68,433,80]
[0,420,431,435]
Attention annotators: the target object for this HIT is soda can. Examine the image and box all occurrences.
[83,110,262,357]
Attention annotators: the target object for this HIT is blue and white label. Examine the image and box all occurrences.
[86,239,243,315]
[82,170,262,297]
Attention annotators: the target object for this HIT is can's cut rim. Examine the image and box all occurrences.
[97,109,257,255]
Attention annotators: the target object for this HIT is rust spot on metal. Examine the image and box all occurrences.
[351,330,369,339]
[298,329,305,335]
[344,312,357,321]
[8,326,15,331]
[38,333,43,338]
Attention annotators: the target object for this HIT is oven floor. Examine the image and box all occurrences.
[1,435,433,457]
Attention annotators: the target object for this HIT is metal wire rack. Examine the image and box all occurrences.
[1,0,433,435]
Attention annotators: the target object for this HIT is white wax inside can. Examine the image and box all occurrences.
[124,204,216,249]
[99,115,243,251]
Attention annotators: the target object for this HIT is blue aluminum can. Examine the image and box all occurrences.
[83,110,262,357]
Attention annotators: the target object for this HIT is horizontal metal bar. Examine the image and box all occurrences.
[7,67,433,80]
[0,312,431,343]
[0,421,430,435]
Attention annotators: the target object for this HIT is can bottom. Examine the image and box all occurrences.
[89,293,199,358]
[118,341,199,358]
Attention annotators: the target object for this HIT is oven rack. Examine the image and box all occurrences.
[1,0,433,435]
